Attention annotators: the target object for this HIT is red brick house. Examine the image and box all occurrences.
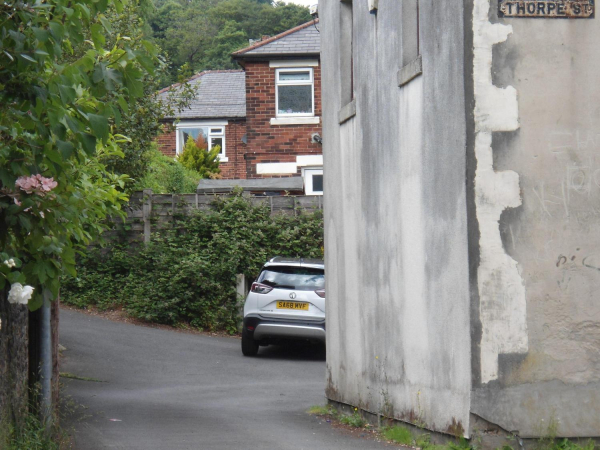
[157,70,247,180]
[157,20,323,195]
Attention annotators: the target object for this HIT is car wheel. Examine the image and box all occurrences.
[241,329,259,356]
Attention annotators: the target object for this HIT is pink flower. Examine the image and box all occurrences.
[15,175,57,196]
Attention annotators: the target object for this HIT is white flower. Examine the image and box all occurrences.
[7,283,34,305]
[3,259,16,268]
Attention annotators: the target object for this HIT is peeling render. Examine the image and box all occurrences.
[473,0,528,384]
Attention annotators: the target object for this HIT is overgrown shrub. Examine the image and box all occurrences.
[62,194,324,333]
[178,135,221,179]
[133,144,201,193]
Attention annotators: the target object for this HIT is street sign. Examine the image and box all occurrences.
[499,0,595,18]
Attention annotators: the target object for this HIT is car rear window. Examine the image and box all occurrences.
[258,266,324,291]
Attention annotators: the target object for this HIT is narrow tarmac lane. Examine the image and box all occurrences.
[60,309,392,449]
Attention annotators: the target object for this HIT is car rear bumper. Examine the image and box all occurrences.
[243,314,326,343]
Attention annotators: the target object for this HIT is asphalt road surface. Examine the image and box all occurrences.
[60,309,392,449]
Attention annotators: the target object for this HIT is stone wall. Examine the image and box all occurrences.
[0,288,29,425]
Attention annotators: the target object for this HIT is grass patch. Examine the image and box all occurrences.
[60,372,104,382]
[307,405,334,416]
[0,410,68,450]
[382,425,413,445]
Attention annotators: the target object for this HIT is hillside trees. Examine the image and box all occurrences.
[149,0,312,84]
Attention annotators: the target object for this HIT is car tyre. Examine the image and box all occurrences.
[241,329,259,356]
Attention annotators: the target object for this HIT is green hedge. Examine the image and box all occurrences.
[62,194,324,333]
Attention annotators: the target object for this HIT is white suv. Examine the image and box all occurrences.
[241,257,325,356]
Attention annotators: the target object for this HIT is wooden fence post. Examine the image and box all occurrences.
[143,189,152,244]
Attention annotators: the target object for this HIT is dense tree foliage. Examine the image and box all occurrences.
[0,0,159,308]
[148,0,312,85]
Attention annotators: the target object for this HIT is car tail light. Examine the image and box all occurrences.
[315,289,325,298]
[251,282,273,294]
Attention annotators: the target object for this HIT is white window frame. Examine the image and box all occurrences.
[275,68,315,118]
[303,167,323,196]
[175,120,228,162]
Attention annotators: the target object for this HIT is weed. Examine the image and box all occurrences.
[381,425,413,445]
[448,437,475,450]
[339,410,366,428]
[415,433,447,450]
[60,372,104,383]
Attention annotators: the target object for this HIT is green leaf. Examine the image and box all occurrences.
[45,148,63,164]
[88,114,108,140]
[136,54,154,74]
[28,294,43,311]
[91,23,105,49]
[58,84,76,104]
[79,133,97,155]
[49,22,65,40]
[57,140,75,159]
[33,86,48,103]
[20,54,37,63]
[93,63,122,91]
[66,115,83,133]
[52,123,67,140]
[116,95,129,114]
[18,214,32,231]
[32,27,50,42]
[124,68,143,98]
[76,3,91,20]
[7,271,22,284]
[99,16,112,33]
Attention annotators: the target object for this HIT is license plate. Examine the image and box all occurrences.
[276,301,309,311]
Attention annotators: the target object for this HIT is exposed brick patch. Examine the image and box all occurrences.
[156,123,177,158]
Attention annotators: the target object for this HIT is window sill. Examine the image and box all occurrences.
[218,156,229,163]
[338,100,356,124]
[270,117,321,126]
[398,55,423,87]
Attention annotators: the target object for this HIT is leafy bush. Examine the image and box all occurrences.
[178,135,221,179]
[62,193,324,333]
[339,410,366,428]
[133,145,201,193]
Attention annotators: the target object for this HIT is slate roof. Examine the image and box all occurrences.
[159,70,246,120]
[232,20,320,58]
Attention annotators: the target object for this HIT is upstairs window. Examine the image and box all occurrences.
[177,126,226,160]
[276,68,314,117]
